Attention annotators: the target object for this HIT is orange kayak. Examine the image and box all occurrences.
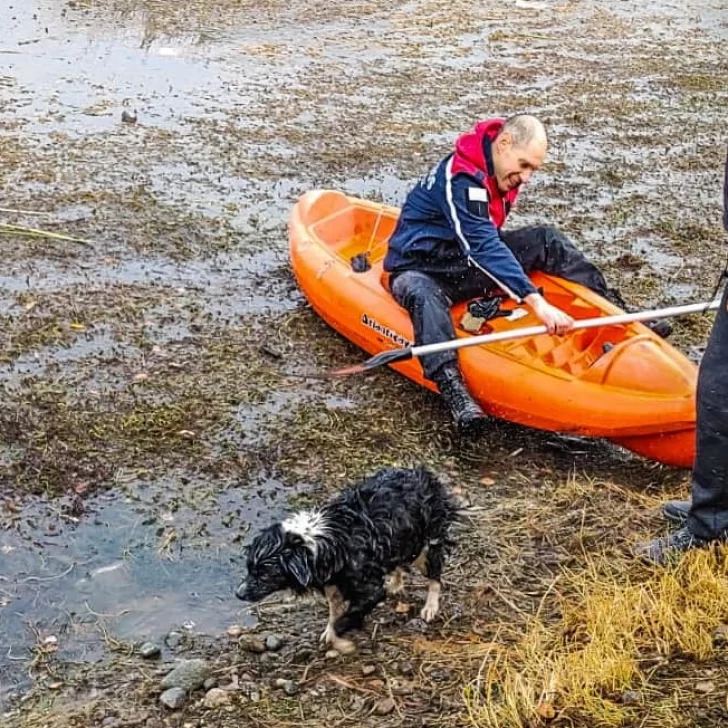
[289,189,697,468]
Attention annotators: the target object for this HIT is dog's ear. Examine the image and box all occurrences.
[285,548,312,589]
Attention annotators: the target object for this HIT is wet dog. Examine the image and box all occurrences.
[235,466,458,653]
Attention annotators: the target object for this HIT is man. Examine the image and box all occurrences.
[384,114,671,436]
[634,147,728,565]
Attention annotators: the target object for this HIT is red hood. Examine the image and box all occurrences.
[451,118,520,228]
[453,118,504,178]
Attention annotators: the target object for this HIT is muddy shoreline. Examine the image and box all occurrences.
[2,0,728,726]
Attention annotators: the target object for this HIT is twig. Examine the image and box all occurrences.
[84,601,131,619]
[0,562,77,584]
[0,207,52,216]
[0,223,93,247]
[327,673,382,696]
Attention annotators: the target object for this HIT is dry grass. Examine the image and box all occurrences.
[463,549,728,727]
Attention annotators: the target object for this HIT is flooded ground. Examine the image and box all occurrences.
[2,0,728,726]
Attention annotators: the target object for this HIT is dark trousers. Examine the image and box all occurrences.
[687,282,728,540]
[390,225,613,380]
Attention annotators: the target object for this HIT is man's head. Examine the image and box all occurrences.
[491,114,547,194]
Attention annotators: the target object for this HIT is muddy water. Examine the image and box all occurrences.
[2,0,728,710]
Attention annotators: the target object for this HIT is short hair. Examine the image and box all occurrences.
[499,114,547,149]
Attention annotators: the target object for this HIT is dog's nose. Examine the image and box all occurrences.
[235,582,249,601]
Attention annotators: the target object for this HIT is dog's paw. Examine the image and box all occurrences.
[330,635,357,654]
[320,625,335,644]
[419,603,439,623]
[384,569,405,595]
[320,625,357,654]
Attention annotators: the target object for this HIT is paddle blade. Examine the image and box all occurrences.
[329,346,413,377]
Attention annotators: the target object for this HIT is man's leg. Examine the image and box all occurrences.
[500,225,672,338]
[500,225,612,295]
[390,269,489,435]
[635,282,728,564]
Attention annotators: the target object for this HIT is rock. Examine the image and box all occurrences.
[349,695,366,713]
[121,110,137,124]
[399,661,414,676]
[374,697,396,715]
[536,702,555,720]
[404,618,429,633]
[695,680,715,694]
[165,631,185,650]
[139,642,161,659]
[325,650,340,659]
[361,664,377,677]
[202,688,231,708]
[621,690,643,705]
[292,647,314,663]
[239,636,266,654]
[160,687,186,710]
[226,625,243,638]
[203,677,217,690]
[160,659,211,692]
[714,623,728,644]
[282,680,299,696]
[102,718,121,728]
[265,634,284,651]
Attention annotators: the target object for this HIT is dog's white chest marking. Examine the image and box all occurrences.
[282,510,328,551]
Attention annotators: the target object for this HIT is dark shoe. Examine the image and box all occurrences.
[663,500,691,525]
[633,526,709,566]
[433,364,489,437]
[603,289,672,339]
[645,319,673,339]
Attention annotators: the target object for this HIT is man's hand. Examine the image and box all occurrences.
[524,293,574,335]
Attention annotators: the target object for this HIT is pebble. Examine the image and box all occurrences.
[226,625,243,638]
[349,695,366,713]
[282,680,299,696]
[325,650,340,659]
[399,661,414,676]
[202,688,231,708]
[139,642,161,659]
[160,659,211,692]
[203,677,217,690]
[165,631,185,650]
[265,634,284,651]
[239,636,266,654]
[160,687,186,710]
[621,689,643,705]
[714,623,728,644]
[101,718,121,728]
[361,664,377,676]
[374,697,396,715]
[292,647,314,663]
[404,618,429,633]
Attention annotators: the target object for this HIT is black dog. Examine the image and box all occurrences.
[235,466,458,653]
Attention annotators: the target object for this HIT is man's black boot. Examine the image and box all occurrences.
[433,364,489,437]
[663,500,691,525]
[604,288,672,339]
